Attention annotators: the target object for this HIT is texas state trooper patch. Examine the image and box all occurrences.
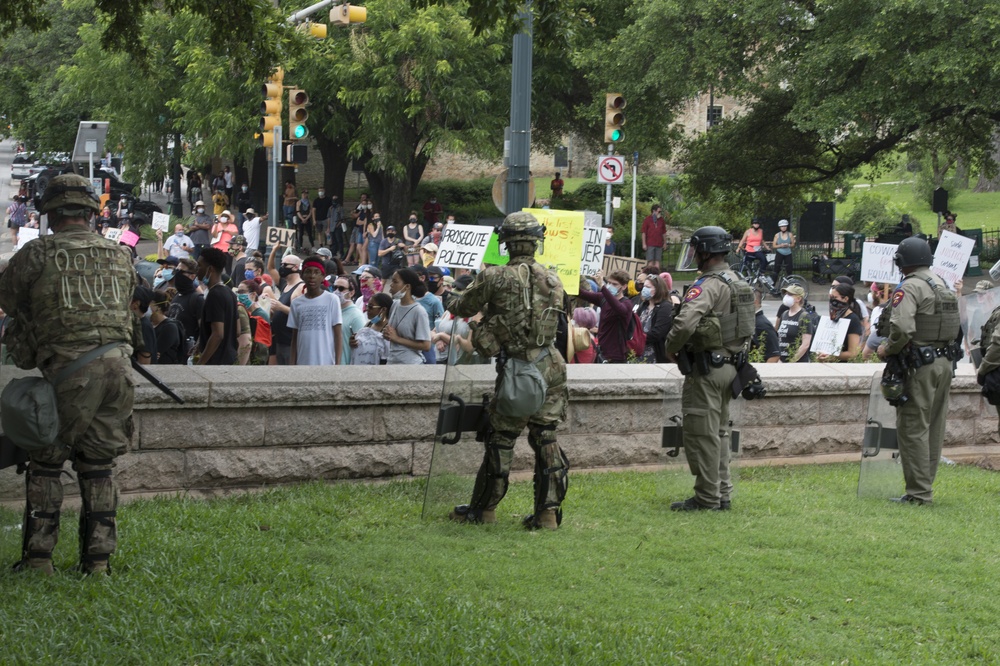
[684,286,703,302]
[891,288,905,307]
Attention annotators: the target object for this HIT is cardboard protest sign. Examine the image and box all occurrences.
[15,228,39,251]
[860,242,902,285]
[265,226,296,248]
[580,225,606,277]
[120,230,140,247]
[482,232,507,266]
[151,212,170,233]
[481,209,585,295]
[602,254,646,279]
[434,224,493,270]
[810,316,850,357]
[932,230,974,289]
[103,228,123,242]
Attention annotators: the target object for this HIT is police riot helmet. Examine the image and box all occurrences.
[893,237,933,269]
[689,226,732,255]
[498,211,546,255]
[39,174,101,219]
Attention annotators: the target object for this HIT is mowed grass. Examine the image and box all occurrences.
[2,463,1000,664]
[838,183,1000,233]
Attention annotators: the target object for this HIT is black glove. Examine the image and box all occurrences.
[982,369,1000,405]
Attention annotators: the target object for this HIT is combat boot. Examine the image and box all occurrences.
[11,557,55,576]
[522,508,559,530]
[448,504,496,524]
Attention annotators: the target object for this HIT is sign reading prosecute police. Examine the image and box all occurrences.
[433,224,493,270]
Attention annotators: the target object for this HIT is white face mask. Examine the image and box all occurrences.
[867,292,874,305]
[782,294,796,308]
[392,288,405,301]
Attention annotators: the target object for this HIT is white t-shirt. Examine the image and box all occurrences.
[288,291,342,365]
[243,216,261,250]
[351,326,390,365]
[387,301,430,365]
[224,171,234,188]
[163,233,193,259]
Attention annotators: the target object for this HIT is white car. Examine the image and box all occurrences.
[11,152,33,180]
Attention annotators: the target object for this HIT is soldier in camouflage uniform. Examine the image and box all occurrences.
[665,226,754,511]
[976,305,1000,435]
[0,174,138,575]
[876,237,960,505]
[446,211,569,530]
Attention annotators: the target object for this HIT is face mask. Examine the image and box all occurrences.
[242,186,248,192]
[244,269,256,281]
[782,294,796,308]
[392,288,405,301]
[278,266,294,278]
[200,277,209,287]
[830,299,849,317]
[145,306,152,318]
[161,269,175,282]
[174,272,195,293]
[606,284,619,297]
[174,231,183,237]
[220,217,229,224]
[430,199,437,204]
[641,286,653,300]
[318,191,325,197]
[196,207,205,214]
[867,292,874,305]
[409,218,417,224]
[238,294,253,308]
[428,280,439,290]
[387,234,396,239]
[370,314,382,325]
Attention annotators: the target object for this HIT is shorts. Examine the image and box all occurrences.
[645,246,663,263]
[351,227,364,244]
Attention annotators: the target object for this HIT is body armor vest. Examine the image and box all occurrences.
[31,233,133,346]
[481,261,564,357]
[712,271,755,344]
[912,274,960,343]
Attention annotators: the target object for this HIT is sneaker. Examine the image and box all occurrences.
[889,494,929,505]
[448,505,496,524]
[670,497,721,512]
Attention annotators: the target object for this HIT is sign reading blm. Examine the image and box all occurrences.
[266,226,296,248]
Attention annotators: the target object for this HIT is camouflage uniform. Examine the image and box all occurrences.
[665,227,754,510]
[883,257,959,504]
[977,306,1000,435]
[446,212,569,529]
[0,174,137,574]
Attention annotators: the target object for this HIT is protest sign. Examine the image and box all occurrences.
[810,316,850,357]
[482,232,507,265]
[602,254,645,279]
[434,224,493,270]
[481,209,585,295]
[860,242,902,285]
[120,230,140,247]
[15,228,39,251]
[103,228,123,242]
[151,212,170,233]
[932,230,974,289]
[265,226,296,248]
[990,259,1000,282]
[580,226,606,277]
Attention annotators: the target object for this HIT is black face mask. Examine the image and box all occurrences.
[829,298,849,317]
[174,272,195,294]
[428,279,439,290]
[387,234,396,239]
[278,266,296,279]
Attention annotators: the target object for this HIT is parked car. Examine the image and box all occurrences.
[28,165,163,225]
[10,152,34,180]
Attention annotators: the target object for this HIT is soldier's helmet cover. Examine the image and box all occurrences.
[39,174,101,217]
[893,237,933,269]
[690,226,732,255]
[498,211,546,254]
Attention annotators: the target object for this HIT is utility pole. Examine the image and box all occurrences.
[504,3,533,214]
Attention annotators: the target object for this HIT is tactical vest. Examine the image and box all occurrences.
[687,271,755,352]
[31,232,134,346]
[482,262,564,356]
[980,306,1000,351]
[911,274,960,343]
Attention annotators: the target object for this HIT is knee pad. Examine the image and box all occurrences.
[469,430,518,511]
[73,455,118,568]
[528,428,570,514]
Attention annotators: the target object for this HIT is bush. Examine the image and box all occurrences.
[448,201,504,225]
[412,178,495,209]
[842,191,919,236]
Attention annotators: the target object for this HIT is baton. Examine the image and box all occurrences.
[130,358,184,404]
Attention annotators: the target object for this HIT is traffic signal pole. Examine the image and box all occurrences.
[269,124,282,232]
[605,144,613,233]
[504,3,533,214]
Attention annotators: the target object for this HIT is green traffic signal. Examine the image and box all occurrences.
[293,124,308,139]
[610,128,624,142]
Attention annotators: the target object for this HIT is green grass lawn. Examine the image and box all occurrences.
[838,182,1000,233]
[2,463,1000,663]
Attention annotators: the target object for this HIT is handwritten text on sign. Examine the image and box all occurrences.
[860,242,902,284]
[811,316,850,357]
[434,224,493,270]
[266,226,296,247]
[580,226,606,277]
[932,230,975,289]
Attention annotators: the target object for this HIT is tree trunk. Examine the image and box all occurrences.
[364,152,430,225]
[975,132,1000,193]
[250,146,269,213]
[313,133,351,201]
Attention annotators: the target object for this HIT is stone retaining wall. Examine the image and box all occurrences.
[0,363,994,502]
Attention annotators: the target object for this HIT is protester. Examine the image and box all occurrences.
[151,289,186,364]
[288,256,343,366]
[164,224,194,259]
[242,209,262,253]
[335,275,366,365]
[196,247,238,365]
[569,307,598,364]
[641,205,668,270]
[777,285,815,362]
[752,289,781,363]
[266,248,304,365]
[385,268,432,364]
[818,283,863,362]
[636,274,673,363]
[211,211,238,252]
[576,269,634,363]
[351,292,392,365]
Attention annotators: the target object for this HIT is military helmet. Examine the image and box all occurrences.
[689,226,732,255]
[39,173,101,218]
[893,237,933,269]
[497,211,546,245]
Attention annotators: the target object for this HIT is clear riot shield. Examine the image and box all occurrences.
[960,289,1000,368]
[421,333,494,521]
[857,372,902,499]
[660,376,742,504]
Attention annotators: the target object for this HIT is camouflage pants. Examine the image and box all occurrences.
[471,347,569,513]
[22,349,134,568]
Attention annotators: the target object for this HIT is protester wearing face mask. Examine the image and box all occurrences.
[862,284,887,360]
[752,288,781,363]
[242,208,262,253]
[169,257,205,342]
[163,224,194,259]
[365,213,384,268]
[636,274,673,363]
[212,211,239,253]
[776,285,815,362]
[385,268,432,364]
[335,275,366,365]
[130,286,157,365]
[150,290,185,364]
[235,183,253,227]
[576,269,634,363]
[353,265,382,311]
[226,235,248,287]
[422,194,443,226]
[265,246,304,365]
[403,213,424,265]
[189,200,213,260]
[817,283,863,362]
[351,292,392,365]
[312,188,333,246]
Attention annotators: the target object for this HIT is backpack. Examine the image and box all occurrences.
[624,307,647,359]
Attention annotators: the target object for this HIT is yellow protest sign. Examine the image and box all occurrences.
[528,208,583,295]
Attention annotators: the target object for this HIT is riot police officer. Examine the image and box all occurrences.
[665,226,754,511]
[0,174,138,574]
[445,212,569,529]
[877,237,959,505]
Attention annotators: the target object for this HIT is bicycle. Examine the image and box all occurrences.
[732,253,808,299]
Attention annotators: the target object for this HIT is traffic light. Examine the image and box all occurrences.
[289,88,309,140]
[285,144,308,164]
[330,4,368,25]
[604,93,626,143]
[298,22,328,38]
[259,68,284,148]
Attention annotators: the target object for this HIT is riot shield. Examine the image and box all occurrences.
[959,289,1000,368]
[421,334,495,521]
[857,372,902,499]
[660,376,742,506]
